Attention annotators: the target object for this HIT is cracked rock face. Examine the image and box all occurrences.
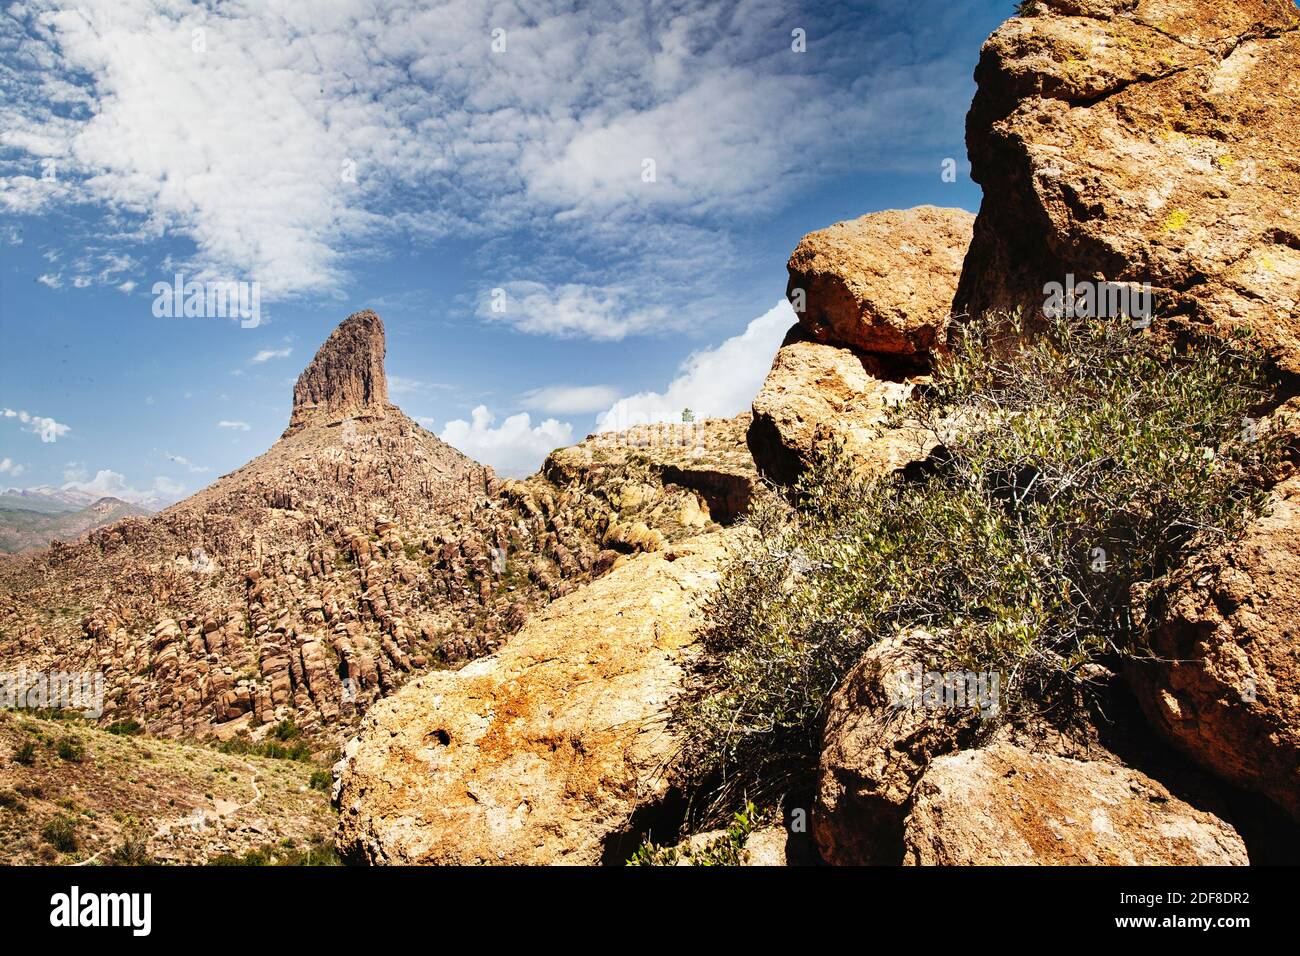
[334,531,739,865]
[786,206,974,357]
[1127,477,1300,823]
[751,207,969,484]
[954,0,1300,372]
[748,325,935,485]
[289,309,390,430]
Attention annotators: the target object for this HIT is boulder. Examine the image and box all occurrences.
[786,206,974,357]
[1127,477,1300,822]
[903,741,1249,865]
[814,631,985,865]
[334,530,738,864]
[954,0,1300,373]
[748,325,935,484]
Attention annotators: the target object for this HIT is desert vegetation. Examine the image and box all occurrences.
[671,312,1284,819]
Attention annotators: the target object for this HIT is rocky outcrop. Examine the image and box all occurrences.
[334,531,738,865]
[288,309,390,431]
[813,627,1256,865]
[954,0,1300,373]
[545,415,758,534]
[787,206,974,356]
[1127,477,1300,822]
[748,327,934,485]
[945,0,1300,827]
[903,741,1249,865]
[814,631,986,865]
[750,207,971,484]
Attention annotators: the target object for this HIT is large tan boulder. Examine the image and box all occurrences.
[814,632,985,865]
[1127,477,1300,822]
[334,531,738,864]
[786,206,974,357]
[903,741,1249,865]
[955,0,1300,373]
[747,327,935,485]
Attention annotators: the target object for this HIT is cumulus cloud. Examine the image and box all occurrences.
[250,347,292,364]
[60,468,184,508]
[520,384,622,415]
[2,407,70,442]
[217,420,250,431]
[596,299,793,431]
[440,405,573,478]
[0,457,25,477]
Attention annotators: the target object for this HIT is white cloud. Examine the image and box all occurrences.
[0,458,25,477]
[2,407,70,442]
[0,0,976,307]
[440,405,573,478]
[60,468,184,507]
[596,299,793,431]
[389,375,454,397]
[217,420,250,431]
[163,451,210,474]
[479,282,671,341]
[36,273,61,289]
[521,384,622,415]
[117,280,136,293]
[250,347,292,364]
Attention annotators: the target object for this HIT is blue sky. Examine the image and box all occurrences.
[0,0,1006,500]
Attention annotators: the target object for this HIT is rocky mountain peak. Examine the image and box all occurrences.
[288,309,389,430]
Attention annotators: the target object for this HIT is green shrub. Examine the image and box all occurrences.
[208,834,339,866]
[106,719,143,736]
[308,769,332,792]
[56,736,87,762]
[672,313,1282,818]
[628,802,757,866]
[42,816,79,853]
[106,832,155,866]
[13,740,37,765]
[217,730,312,762]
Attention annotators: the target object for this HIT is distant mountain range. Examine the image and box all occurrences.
[0,495,154,554]
[0,486,107,513]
